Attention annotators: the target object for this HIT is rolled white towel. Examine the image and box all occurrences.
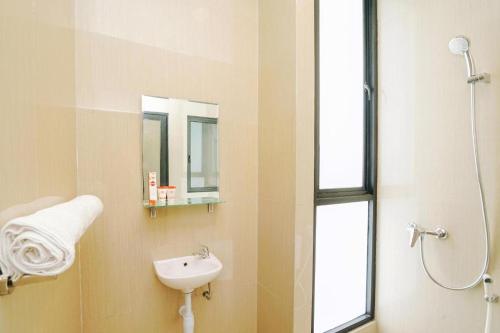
[0,195,103,279]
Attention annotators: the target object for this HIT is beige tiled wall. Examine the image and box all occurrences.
[257,0,298,331]
[75,1,259,332]
[377,0,500,332]
[257,0,317,331]
[0,0,80,332]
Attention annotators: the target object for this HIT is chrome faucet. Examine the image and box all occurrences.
[193,245,210,259]
[407,223,448,248]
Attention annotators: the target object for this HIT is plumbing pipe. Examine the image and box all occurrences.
[179,292,194,333]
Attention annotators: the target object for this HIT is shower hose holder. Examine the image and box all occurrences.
[467,72,490,84]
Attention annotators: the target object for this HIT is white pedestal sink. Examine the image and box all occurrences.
[154,253,223,333]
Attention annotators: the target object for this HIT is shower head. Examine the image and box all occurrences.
[449,36,474,77]
[449,36,469,55]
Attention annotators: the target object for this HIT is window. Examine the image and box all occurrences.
[187,116,219,193]
[313,0,377,332]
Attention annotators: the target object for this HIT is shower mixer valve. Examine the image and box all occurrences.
[407,223,448,248]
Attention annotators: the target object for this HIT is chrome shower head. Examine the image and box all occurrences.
[449,36,470,55]
[449,36,474,77]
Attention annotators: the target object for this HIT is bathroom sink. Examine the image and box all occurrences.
[153,254,223,292]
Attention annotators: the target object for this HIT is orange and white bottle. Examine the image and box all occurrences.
[148,172,158,205]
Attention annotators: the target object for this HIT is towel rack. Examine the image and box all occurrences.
[0,269,57,296]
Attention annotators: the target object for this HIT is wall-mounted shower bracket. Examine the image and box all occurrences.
[468,73,490,84]
[483,275,498,303]
[485,295,498,303]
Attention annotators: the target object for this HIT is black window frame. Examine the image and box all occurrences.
[187,115,219,193]
[143,112,169,186]
[312,0,377,332]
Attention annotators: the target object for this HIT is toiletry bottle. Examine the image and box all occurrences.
[148,172,158,205]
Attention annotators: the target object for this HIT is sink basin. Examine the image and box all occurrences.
[153,254,223,292]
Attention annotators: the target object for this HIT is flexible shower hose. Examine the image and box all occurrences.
[417,79,493,333]
[419,82,491,290]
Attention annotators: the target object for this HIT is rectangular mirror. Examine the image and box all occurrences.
[142,96,220,207]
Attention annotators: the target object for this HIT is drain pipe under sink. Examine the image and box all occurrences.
[179,292,194,333]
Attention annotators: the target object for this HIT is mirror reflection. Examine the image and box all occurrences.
[143,113,168,188]
[142,96,220,206]
[188,116,219,192]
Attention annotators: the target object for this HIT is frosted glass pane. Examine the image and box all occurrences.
[189,120,218,189]
[314,202,368,332]
[319,0,364,189]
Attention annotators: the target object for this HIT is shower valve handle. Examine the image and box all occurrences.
[407,223,448,248]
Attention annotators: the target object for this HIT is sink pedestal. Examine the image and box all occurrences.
[179,291,194,333]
